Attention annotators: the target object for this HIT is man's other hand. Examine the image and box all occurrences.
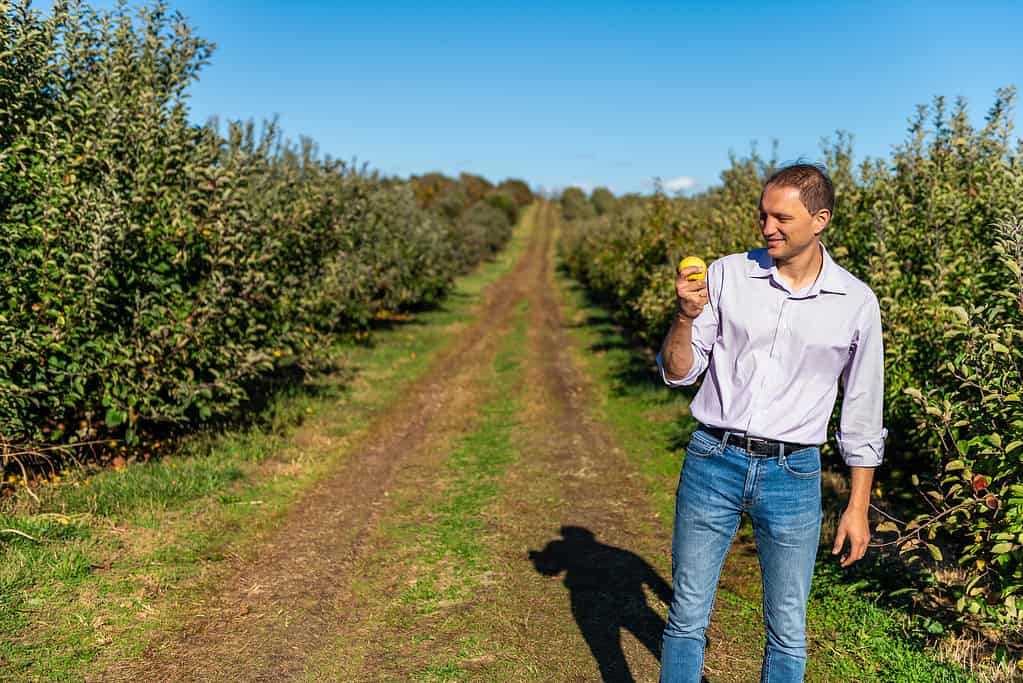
[832,507,870,567]
[676,266,709,319]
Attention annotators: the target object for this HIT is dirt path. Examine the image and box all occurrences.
[103,202,766,682]
[473,202,765,682]
[100,207,543,682]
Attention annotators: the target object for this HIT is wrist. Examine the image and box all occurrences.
[674,303,696,323]
[844,500,869,515]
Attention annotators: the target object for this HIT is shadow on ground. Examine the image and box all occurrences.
[529,525,711,683]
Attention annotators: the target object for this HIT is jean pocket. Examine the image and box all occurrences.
[686,429,722,458]
[781,447,821,479]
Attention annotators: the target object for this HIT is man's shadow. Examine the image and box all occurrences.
[528,526,672,683]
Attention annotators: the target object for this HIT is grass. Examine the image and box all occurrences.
[807,563,973,682]
[553,262,975,682]
[1,201,975,682]
[401,305,524,612]
[0,205,537,682]
[391,303,526,678]
[299,299,529,682]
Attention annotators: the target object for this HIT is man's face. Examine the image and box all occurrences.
[758,184,829,262]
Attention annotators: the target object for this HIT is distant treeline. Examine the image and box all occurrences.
[558,89,1023,634]
[0,1,531,459]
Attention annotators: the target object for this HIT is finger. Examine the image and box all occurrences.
[678,266,704,279]
[677,289,706,304]
[854,536,869,562]
[677,280,708,296]
[681,286,707,298]
[832,528,846,556]
[842,537,868,567]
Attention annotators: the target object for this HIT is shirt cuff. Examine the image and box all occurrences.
[656,351,701,387]
[835,428,887,467]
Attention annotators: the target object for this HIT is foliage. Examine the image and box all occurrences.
[559,186,596,221]
[590,187,616,216]
[558,89,1023,635]
[0,1,531,465]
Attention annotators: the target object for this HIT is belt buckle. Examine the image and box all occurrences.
[746,436,769,455]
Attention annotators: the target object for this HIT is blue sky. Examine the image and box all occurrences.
[53,1,1023,194]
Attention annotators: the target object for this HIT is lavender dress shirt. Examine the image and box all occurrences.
[656,243,886,467]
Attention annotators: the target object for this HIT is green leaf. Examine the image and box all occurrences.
[945,460,966,472]
[903,387,924,400]
[104,407,125,428]
[993,342,1011,354]
[875,521,899,533]
[946,305,969,323]
[992,543,1016,554]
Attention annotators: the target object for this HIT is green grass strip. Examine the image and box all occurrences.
[399,302,526,620]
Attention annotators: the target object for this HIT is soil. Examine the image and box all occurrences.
[100,202,766,682]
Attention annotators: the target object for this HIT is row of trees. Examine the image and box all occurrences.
[558,90,1023,634]
[0,1,531,467]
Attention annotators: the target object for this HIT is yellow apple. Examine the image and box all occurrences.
[678,256,707,281]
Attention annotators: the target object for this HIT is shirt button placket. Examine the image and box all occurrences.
[749,296,786,436]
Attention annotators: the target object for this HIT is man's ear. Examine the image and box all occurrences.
[813,208,831,235]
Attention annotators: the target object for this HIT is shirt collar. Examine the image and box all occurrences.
[745,242,848,296]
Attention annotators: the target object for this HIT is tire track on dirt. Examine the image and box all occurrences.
[98,207,544,682]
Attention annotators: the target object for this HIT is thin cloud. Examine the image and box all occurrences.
[663,176,696,192]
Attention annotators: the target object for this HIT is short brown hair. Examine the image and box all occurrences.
[762,162,834,216]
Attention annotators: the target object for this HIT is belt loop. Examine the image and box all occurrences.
[778,441,786,464]
[721,430,731,447]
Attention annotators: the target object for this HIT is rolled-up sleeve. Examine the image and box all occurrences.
[836,294,887,467]
[657,349,700,386]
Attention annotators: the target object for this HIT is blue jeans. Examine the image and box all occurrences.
[660,428,822,683]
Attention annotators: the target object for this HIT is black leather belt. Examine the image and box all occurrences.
[700,425,813,457]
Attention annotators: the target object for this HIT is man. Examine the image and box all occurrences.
[656,163,885,683]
